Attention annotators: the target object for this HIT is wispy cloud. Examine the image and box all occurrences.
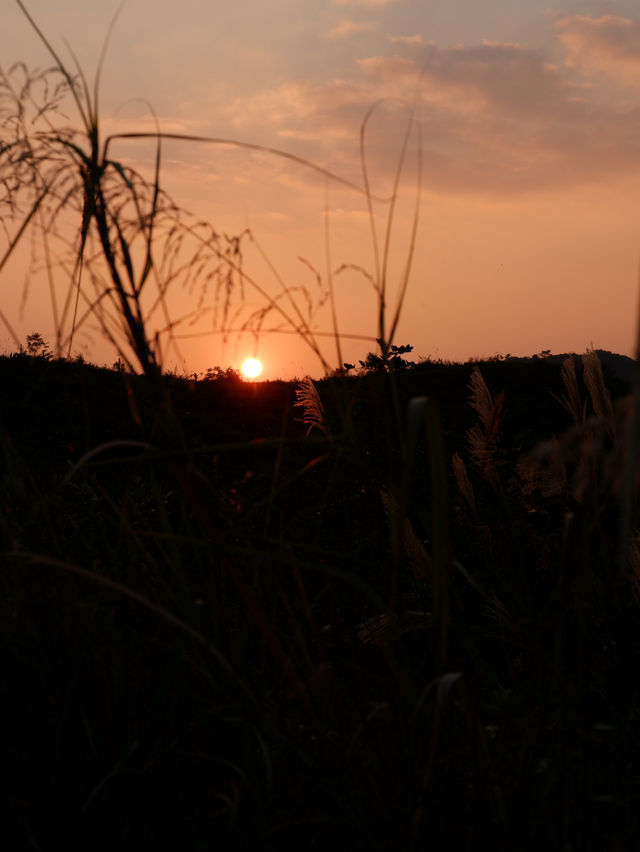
[553,14,640,83]
[325,19,378,39]
[354,36,640,192]
[389,34,424,46]
[171,14,640,200]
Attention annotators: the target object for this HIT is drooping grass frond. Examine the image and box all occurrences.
[333,262,380,295]
[294,376,332,439]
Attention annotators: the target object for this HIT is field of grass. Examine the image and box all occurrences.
[1,348,639,850]
[2,4,640,848]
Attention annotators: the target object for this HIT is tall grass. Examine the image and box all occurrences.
[1,1,421,382]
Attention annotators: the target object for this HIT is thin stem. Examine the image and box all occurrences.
[324,179,342,369]
[104,132,390,203]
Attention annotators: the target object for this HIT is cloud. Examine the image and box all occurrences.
[553,14,640,83]
[353,36,640,191]
[179,16,640,201]
[389,34,424,46]
[220,78,365,134]
[325,19,378,39]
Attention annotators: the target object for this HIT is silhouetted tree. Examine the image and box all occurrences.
[25,332,51,359]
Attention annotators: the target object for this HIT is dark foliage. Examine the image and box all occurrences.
[1,350,639,851]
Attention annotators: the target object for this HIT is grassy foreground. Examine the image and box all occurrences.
[1,348,639,851]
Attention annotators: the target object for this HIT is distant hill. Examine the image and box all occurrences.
[0,349,634,472]
[534,350,635,384]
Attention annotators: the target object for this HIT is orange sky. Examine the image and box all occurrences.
[2,0,640,379]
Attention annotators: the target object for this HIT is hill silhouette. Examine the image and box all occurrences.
[1,349,632,467]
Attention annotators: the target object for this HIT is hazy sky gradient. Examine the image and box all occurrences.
[2,0,640,377]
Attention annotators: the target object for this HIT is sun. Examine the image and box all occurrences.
[241,357,262,379]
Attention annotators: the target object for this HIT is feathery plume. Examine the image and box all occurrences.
[468,367,493,433]
[552,356,586,426]
[294,376,332,438]
[582,349,615,440]
[379,489,433,581]
[465,367,504,484]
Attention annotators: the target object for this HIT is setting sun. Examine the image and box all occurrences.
[241,358,263,379]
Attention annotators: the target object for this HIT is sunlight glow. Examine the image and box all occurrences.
[241,358,263,379]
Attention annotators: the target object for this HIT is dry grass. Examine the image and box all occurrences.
[294,375,332,438]
[552,355,586,426]
[583,347,615,438]
[465,366,505,488]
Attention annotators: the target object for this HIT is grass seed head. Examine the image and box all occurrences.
[294,375,332,438]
